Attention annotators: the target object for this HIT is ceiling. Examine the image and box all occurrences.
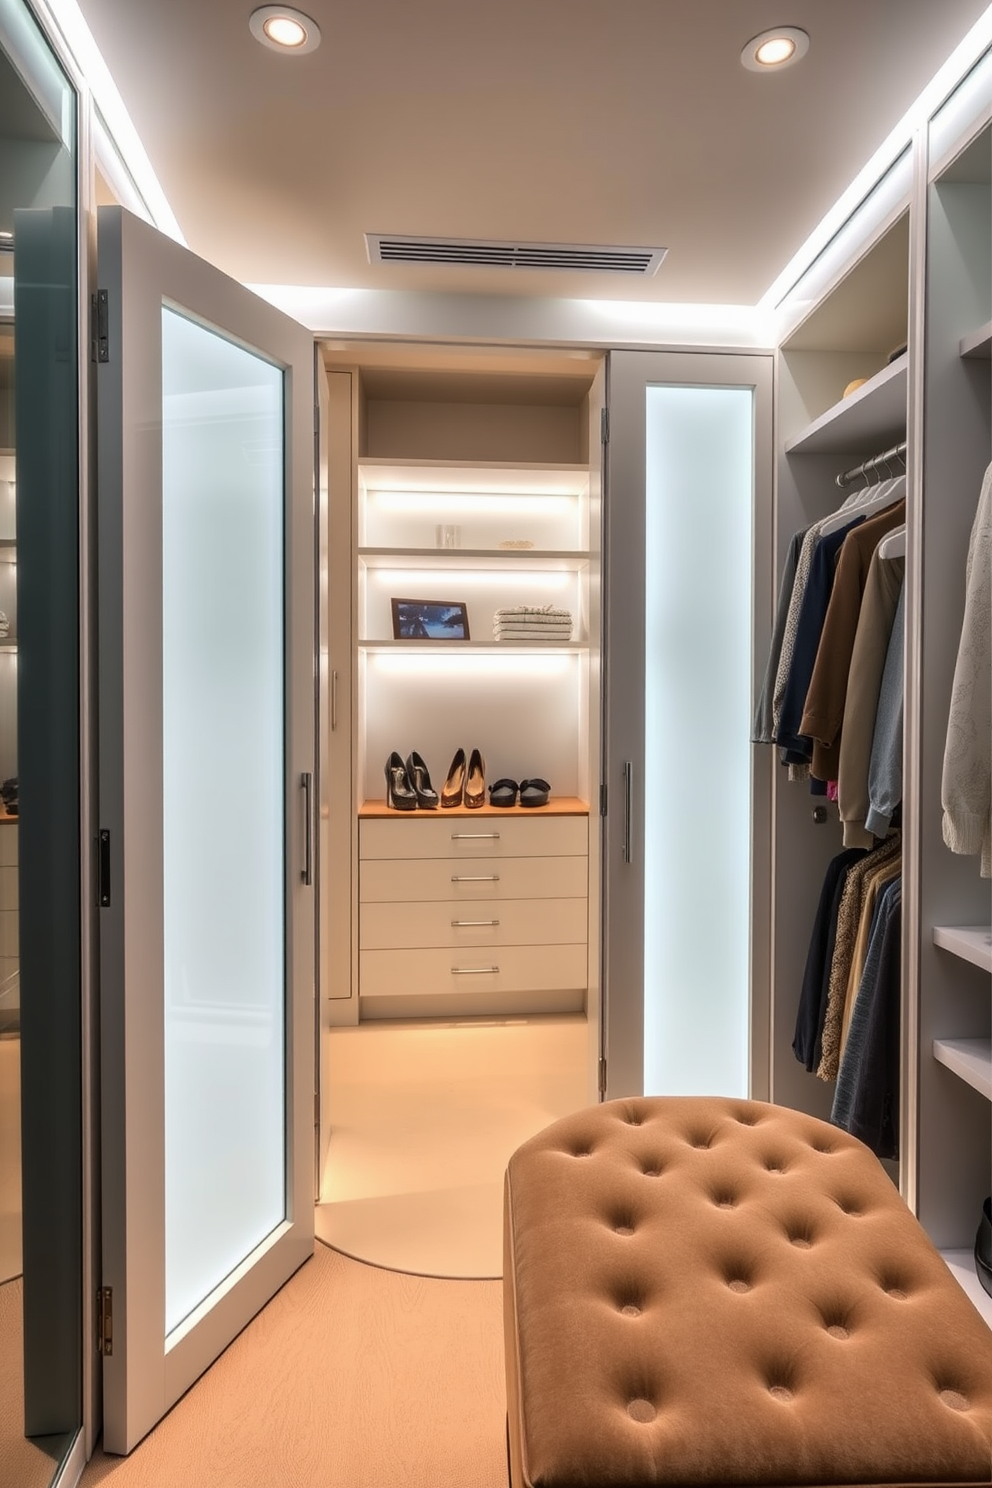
[75,0,992,306]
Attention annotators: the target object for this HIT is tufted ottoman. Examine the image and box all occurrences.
[503,1096,992,1488]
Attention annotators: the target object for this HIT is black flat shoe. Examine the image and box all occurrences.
[489,778,518,807]
[465,748,486,809]
[519,777,551,807]
[405,751,439,809]
[385,751,417,810]
[976,1196,992,1298]
[441,747,466,808]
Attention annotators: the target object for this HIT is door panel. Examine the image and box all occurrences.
[96,206,316,1454]
[603,351,773,1101]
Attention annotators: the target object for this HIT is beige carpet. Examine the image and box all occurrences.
[80,1241,507,1488]
[316,1016,589,1277]
[0,1278,76,1488]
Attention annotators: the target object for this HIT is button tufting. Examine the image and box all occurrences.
[790,1236,812,1249]
[884,1286,908,1300]
[614,1224,635,1237]
[620,1304,641,1317]
[715,1195,737,1210]
[768,1385,794,1403]
[571,1148,592,1158]
[728,1278,751,1294]
[627,1399,657,1423]
[826,1324,849,1340]
[939,1389,970,1412]
[641,1165,663,1178]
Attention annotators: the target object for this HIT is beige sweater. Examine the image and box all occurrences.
[942,463,992,878]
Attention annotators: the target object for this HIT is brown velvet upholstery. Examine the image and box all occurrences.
[503,1097,992,1488]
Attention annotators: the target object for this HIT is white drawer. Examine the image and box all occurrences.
[360,814,587,861]
[360,896,587,950]
[360,854,588,903]
[359,942,588,998]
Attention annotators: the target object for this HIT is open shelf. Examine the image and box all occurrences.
[359,640,584,653]
[785,355,908,456]
[941,1250,992,1330]
[933,1038,992,1101]
[359,796,589,818]
[960,320,992,360]
[359,548,589,572]
[358,460,590,497]
[933,924,992,973]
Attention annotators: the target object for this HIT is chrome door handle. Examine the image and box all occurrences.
[451,919,500,927]
[451,874,500,883]
[622,760,633,865]
[330,669,339,732]
[451,966,500,975]
[301,771,313,885]
[450,832,500,840]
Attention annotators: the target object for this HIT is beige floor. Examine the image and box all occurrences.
[0,1034,21,1283]
[316,1016,590,1278]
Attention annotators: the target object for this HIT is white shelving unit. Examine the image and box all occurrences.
[960,319,992,359]
[933,924,992,972]
[933,1037,992,1101]
[784,354,908,456]
[941,1249,992,1327]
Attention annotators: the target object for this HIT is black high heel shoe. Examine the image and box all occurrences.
[385,751,417,810]
[441,747,466,808]
[405,751,439,809]
[465,748,486,809]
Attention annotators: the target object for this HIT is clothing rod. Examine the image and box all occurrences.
[835,440,908,488]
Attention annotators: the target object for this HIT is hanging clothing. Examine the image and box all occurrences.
[792,847,869,1072]
[831,878,901,1160]
[837,549,905,847]
[799,498,906,781]
[941,461,991,878]
[839,852,902,1055]
[753,528,806,745]
[865,584,906,840]
[817,832,901,1081]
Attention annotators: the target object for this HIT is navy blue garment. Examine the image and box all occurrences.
[831,878,901,1159]
[775,516,865,759]
[793,847,868,1071]
[754,529,806,744]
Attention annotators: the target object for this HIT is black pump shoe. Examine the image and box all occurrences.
[976,1197,992,1298]
[465,748,486,809]
[441,747,466,808]
[405,751,439,809]
[385,751,417,810]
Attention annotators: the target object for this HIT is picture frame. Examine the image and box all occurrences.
[390,598,471,641]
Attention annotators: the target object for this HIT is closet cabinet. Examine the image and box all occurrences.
[769,56,992,1325]
[0,338,16,1029]
[321,347,604,1026]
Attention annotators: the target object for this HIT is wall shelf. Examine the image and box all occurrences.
[358,459,590,497]
[941,1250,992,1330]
[960,320,992,360]
[785,355,908,456]
[933,1038,992,1102]
[359,640,584,654]
[358,548,589,572]
[933,924,992,973]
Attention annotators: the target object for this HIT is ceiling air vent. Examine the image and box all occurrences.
[366,234,668,276]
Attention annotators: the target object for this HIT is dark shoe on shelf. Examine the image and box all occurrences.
[465,748,486,809]
[405,751,439,809]
[519,777,551,807]
[385,751,418,810]
[976,1196,992,1298]
[489,778,518,807]
[441,747,467,808]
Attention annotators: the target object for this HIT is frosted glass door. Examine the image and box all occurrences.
[161,308,286,1335]
[97,206,316,1456]
[603,352,773,1100]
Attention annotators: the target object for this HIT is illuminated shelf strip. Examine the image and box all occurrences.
[359,640,585,652]
[933,924,992,973]
[933,1038,992,1102]
[358,460,589,499]
[359,547,589,571]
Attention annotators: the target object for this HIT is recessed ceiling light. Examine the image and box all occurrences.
[741,26,809,72]
[249,6,321,54]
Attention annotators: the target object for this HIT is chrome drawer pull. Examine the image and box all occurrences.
[451,966,500,975]
[450,832,500,841]
[451,874,500,883]
[451,919,500,927]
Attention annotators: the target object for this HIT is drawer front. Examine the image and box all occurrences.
[360,896,587,951]
[360,855,587,904]
[359,942,588,998]
[360,814,587,861]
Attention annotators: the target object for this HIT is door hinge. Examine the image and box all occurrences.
[601,406,609,445]
[91,290,109,364]
[98,829,111,908]
[598,1057,607,1098]
[97,1286,113,1356]
[599,782,608,816]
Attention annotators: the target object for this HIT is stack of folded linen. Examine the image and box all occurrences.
[493,605,573,641]
[0,612,8,639]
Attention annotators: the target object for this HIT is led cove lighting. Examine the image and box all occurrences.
[741,27,809,72]
[249,7,321,54]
